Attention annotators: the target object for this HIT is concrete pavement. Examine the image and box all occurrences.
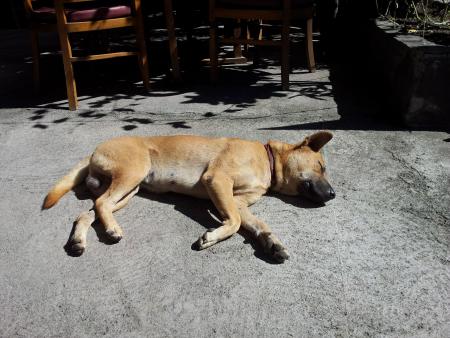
[1,30,449,337]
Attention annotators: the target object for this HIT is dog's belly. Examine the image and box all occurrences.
[140,166,209,199]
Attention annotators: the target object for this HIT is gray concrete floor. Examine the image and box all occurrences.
[1,30,449,337]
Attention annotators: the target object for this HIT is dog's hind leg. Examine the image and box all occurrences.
[66,209,96,256]
[67,186,140,255]
[94,171,146,243]
[239,205,289,263]
[196,171,242,250]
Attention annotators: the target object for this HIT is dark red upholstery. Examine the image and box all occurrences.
[68,6,131,22]
[31,5,131,23]
[31,6,57,22]
[216,0,315,9]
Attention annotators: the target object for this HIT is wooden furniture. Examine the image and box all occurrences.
[24,0,181,110]
[162,0,180,82]
[209,0,316,90]
[24,0,56,94]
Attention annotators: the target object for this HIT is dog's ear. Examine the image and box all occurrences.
[294,131,333,152]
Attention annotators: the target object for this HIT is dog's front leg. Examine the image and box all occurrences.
[195,171,241,250]
[239,205,290,263]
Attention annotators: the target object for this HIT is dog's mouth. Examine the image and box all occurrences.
[299,179,335,204]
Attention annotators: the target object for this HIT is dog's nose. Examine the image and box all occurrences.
[329,187,336,199]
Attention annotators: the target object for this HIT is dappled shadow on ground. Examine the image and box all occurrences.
[11,50,333,131]
[259,57,450,133]
[0,27,323,107]
[0,26,332,131]
[2,19,449,133]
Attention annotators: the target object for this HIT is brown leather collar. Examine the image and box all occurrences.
[264,143,275,186]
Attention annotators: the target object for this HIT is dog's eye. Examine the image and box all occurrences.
[318,161,326,173]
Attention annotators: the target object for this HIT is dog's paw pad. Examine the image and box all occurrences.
[272,245,290,263]
[194,231,216,250]
[193,237,205,250]
[65,240,86,257]
[105,229,122,243]
[263,237,289,263]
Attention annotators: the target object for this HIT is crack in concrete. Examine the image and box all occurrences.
[385,148,449,225]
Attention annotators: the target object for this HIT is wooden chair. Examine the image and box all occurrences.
[24,0,57,94]
[209,0,316,90]
[24,0,180,110]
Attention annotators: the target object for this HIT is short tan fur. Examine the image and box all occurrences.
[44,132,334,262]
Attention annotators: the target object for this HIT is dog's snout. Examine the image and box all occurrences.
[328,187,336,199]
[303,180,311,190]
[299,178,335,204]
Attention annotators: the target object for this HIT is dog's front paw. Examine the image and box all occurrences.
[65,238,86,257]
[270,242,290,263]
[104,228,123,243]
[194,230,217,250]
[261,234,290,263]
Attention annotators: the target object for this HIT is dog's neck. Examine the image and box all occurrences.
[264,144,275,186]
[266,140,293,192]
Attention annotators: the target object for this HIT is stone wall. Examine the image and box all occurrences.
[368,20,450,129]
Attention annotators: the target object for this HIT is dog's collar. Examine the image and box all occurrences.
[264,143,275,186]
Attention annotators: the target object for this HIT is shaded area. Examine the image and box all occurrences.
[259,62,410,132]
[2,23,448,133]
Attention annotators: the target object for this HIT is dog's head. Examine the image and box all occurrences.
[270,131,335,204]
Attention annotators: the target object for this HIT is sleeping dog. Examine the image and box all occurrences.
[43,132,335,263]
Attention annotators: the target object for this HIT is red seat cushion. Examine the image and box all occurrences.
[31,6,56,22]
[67,6,131,22]
[216,0,314,9]
[31,5,131,23]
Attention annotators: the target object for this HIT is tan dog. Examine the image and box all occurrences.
[43,132,335,263]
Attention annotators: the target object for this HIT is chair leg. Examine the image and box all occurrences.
[30,30,40,93]
[258,19,263,40]
[57,30,78,110]
[209,23,218,83]
[306,16,316,73]
[233,19,243,59]
[164,0,181,82]
[281,11,290,90]
[209,0,218,83]
[133,0,150,90]
[248,20,262,66]
[63,60,77,111]
[134,21,150,90]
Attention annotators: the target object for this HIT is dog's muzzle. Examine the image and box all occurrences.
[301,179,336,203]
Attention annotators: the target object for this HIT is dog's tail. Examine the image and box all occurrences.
[42,156,90,210]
